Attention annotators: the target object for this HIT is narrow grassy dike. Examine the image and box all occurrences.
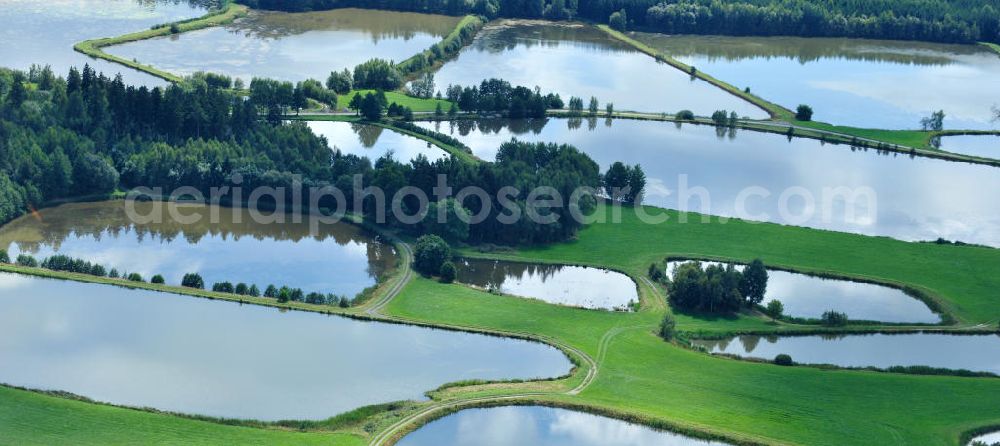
[74,3,249,83]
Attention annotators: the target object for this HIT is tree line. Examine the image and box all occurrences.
[1,65,625,248]
[238,0,1000,44]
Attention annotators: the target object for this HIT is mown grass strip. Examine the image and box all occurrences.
[597,25,782,120]
[73,3,249,83]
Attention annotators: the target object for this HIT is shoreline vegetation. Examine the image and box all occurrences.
[597,25,1000,164]
[2,198,1000,445]
[4,1,999,444]
[67,2,1000,165]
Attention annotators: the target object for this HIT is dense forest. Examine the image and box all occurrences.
[239,0,1000,44]
[0,65,605,245]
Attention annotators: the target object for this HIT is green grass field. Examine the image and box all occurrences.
[0,386,362,446]
[482,202,1000,325]
[386,277,1000,446]
[335,90,454,113]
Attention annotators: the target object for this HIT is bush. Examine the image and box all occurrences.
[15,254,37,267]
[774,354,794,366]
[676,110,695,120]
[353,59,402,90]
[821,310,849,327]
[609,9,627,31]
[169,23,180,34]
[0,249,8,263]
[765,299,784,319]
[264,285,277,298]
[235,283,249,295]
[439,261,457,283]
[795,104,813,121]
[181,273,204,289]
[248,284,261,297]
[659,313,676,340]
[413,235,451,276]
[213,282,235,293]
[127,273,144,282]
[151,274,165,284]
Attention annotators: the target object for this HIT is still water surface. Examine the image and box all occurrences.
[0,0,210,86]
[937,134,1000,159]
[0,201,396,298]
[634,34,1000,130]
[431,22,767,117]
[417,118,1000,247]
[665,261,939,323]
[0,273,571,420]
[455,258,638,310]
[106,8,459,83]
[397,406,731,446]
[691,333,1000,373]
[307,121,449,162]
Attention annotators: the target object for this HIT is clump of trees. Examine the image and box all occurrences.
[711,110,739,127]
[765,299,784,320]
[439,261,457,283]
[40,255,108,277]
[609,9,628,31]
[795,104,813,121]
[774,354,794,366]
[920,110,945,131]
[821,310,849,326]
[665,259,768,314]
[603,162,646,204]
[414,234,452,276]
[16,255,38,267]
[326,69,353,94]
[353,59,403,90]
[445,79,562,118]
[181,273,205,289]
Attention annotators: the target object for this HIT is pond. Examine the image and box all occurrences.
[396,405,730,446]
[105,8,460,83]
[937,134,1000,160]
[633,34,1000,130]
[307,121,448,162]
[665,261,939,323]
[430,21,768,118]
[970,431,1000,445]
[0,201,396,299]
[0,0,211,86]
[0,273,571,420]
[691,333,1000,374]
[455,259,638,311]
[415,118,1000,247]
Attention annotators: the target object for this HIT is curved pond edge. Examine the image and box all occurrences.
[73,3,250,83]
[73,3,482,88]
[662,255,956,326]
[453,256,641,312]
[682,332,1000,379]
[383,400,767,446]
[0,263,588,418]
[459,251,658,311]
[965,426,1000,446]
